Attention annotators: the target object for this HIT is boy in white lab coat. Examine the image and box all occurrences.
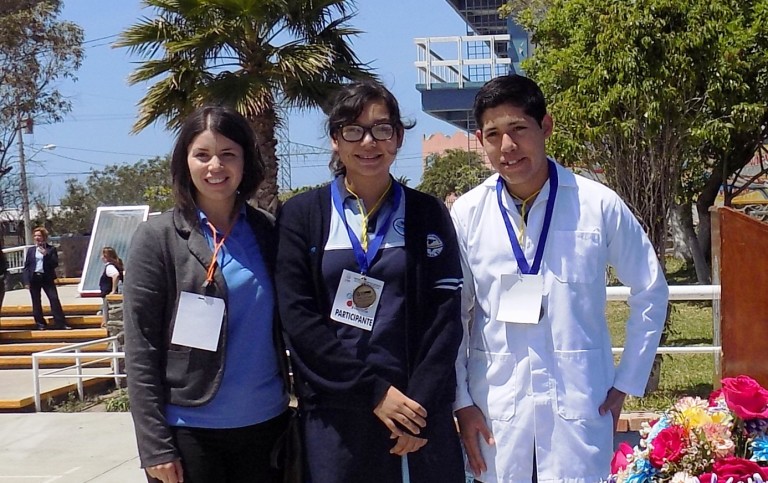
[451,74,668,483]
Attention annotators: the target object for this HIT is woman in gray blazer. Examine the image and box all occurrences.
[123,106,290,483]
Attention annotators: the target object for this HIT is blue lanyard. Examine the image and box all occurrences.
[330,178,402,275]
[496,160,558,275]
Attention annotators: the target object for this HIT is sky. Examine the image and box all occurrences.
[21,0,470,203]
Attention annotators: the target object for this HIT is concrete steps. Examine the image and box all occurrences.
[0,355,113,369]
[0,315,102,330]
[0,341,110,355]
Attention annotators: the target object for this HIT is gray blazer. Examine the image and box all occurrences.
[123,206,284,468]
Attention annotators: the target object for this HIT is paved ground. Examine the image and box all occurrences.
[0,285,642,481]
[0,412,144,482]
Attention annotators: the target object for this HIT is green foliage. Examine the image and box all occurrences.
[417,149,492,200]
[278,183,327,202]
[498,0,551,23]
[520,0,768,262]
[103,389,130,412]
[51,156,173,235]
[609,258,714,411]
[114,0,376,213]
[0,0,83,197]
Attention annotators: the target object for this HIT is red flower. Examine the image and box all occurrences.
[708,388,722,407]
[610,442,633,474]
[721,376,768,420]
[699,456,768,482]
[649,426,688,468]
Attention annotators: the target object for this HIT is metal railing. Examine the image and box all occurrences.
[2,245,30,274]
[28,285,721,411]
[608,285,721,358]
[32,336,125,412]
[414,34,512,89]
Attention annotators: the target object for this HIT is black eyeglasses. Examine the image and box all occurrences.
[338,123,395,142]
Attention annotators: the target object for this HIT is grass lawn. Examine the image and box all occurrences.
[607,258,716,411]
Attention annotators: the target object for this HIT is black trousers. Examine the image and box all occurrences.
[29,275,66,327]
[146,411,289,483]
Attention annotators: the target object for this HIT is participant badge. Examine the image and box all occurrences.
[331,269,384,331]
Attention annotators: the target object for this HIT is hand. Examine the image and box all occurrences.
[373,386,427,437]
[456,405,494,478]
[389,432,428,456]
[146,459,184,483]
[599,387,627,432]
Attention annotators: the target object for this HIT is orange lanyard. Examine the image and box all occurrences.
[203,221,234,287]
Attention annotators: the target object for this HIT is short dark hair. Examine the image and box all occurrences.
[326,80,414,176]
[170,106,264,222]
[473,74,547,128]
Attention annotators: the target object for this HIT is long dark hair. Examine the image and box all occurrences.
[170,105,265,223]
[326,81,414,176]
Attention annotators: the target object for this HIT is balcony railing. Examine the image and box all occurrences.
[415,34,512,90]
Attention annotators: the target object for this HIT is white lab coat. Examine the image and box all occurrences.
[451,164,668,483]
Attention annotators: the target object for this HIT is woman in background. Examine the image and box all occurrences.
[99,247,123,297]
[124,105,290,483]
[275,80,465,483]
[22,227,69,330]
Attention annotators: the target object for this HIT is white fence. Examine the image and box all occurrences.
[29,285,721,411]
[2,245,29,274]
[32,336,125,412]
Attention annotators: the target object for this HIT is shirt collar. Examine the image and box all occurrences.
[196,204,246,234]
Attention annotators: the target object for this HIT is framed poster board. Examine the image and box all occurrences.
[78,205,150,296]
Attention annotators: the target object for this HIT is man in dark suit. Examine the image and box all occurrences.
[22,227,70,330]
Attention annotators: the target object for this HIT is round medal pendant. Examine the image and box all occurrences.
[352,283,377,309]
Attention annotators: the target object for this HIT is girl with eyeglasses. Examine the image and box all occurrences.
[275,80,465,483]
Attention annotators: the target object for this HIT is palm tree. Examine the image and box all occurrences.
[115,0,375,213]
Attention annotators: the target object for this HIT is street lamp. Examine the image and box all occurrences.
[18,143,56,245]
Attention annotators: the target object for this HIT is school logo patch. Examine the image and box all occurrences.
[393,218,406,236]
[426,234,444,257]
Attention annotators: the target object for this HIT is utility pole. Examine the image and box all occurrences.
[16,119,33,246]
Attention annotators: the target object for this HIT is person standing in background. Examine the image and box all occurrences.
[99,247,123,297]
[23,227,70,331]
[0,239,7,316]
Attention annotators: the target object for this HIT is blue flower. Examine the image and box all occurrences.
[624,459,658,483]
[750,434,768,462]
[646,414,671,443]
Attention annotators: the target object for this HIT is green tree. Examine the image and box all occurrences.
[0,0,83,181]
[114,0,374,215]
[417,149,492,201]
[52,156,173,235]
[520,0,768,277]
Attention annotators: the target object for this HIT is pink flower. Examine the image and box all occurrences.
[721,376,768,420]
[699,456,768,482]
[649,426,688,468]
[610,442,634,474]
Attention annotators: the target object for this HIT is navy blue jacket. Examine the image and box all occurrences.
[275,182,465,483]
[23,244,59,285]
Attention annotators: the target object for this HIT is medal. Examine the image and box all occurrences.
[352,282,377,309]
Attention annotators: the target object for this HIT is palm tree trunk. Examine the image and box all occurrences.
[250,107,280,215]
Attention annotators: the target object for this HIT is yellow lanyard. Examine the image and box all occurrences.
[512,189,541,245]
[344,178,392,252]
[203,220,234,287]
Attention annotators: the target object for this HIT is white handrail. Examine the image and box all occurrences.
[608,284,721,374]
[32,336,125,412]
[2,245,30,274]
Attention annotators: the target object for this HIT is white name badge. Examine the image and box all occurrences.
[497,273,544,324]
[170,291,225,351]
[330,269,384,331]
